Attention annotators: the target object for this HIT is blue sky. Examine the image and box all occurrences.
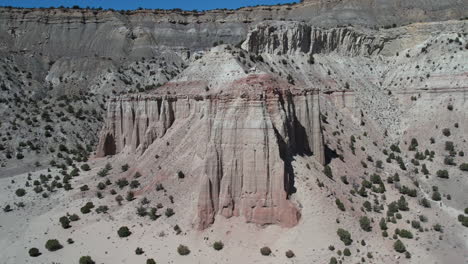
[0,0,298,10]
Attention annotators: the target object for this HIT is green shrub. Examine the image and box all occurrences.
[135,247,144,255]
[15,188,26,197]
[285,249,295,258]
[210,241,223,251]
[379,218,388,230]
[323,165,333,178]
[59,216,71,229]
[393,240,406,253]
[335,199,345,211]
[177,171,185,179]
[45,239,63,251]
[260,246,271,256]
[126,191,134,201]
[165,208,175,217]
[80,164,91,171]
[28,247,41,257]
[117,226,131,238]
[459,163,468,171]
[79,256,95,264]
[399,229,413,239]
[359,216,372,231]
[343,248,351,256]
[442,128,451,137]
[337,228,353,245]
[177,244,190,255]
[420,198,431,208]
[80,202,94,214]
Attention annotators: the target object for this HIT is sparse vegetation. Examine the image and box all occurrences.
[337,228,353,245]
[28,248,41,257]
[177,244,190,255]
[260,246,272,256]
[79,256,95,264]
[45,239,63,251]
[117,226,131,238]
[213,241,224,251]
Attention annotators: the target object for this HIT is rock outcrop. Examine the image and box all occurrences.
[243,22,386,56]
[97,73,324,229]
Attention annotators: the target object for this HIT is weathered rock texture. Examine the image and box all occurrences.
[97,79,324,228]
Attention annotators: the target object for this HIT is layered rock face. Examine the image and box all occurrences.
[244,22,386,56]
[97,75,324,228]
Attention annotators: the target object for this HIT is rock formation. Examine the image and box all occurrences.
[97,71,324,229]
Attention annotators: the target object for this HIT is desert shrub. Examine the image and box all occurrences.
[146,259,156,264]
[117,226,131,238]
[121,164,129,172]
[399,229,413,239]
[148,208,159,220]
[96,205,109,214]
[177,244,190,255]
[379,218,388,230]
[28,247,41,257]
[59,216,71,229]
[359,216,372,231]
[80,202,94,214]
[329,257,338,264]
[136,206,147,217]
[177,171,185,179]
[433,224,443,232]
[45,239,63,251]
[116,178,129,189]
[393,240,406,253]
[442,128,451,137]
[432,190,441,201]
[69,214,80,221]
[343,248,351,256]
[135,247,144,255]
[213,241,224,251]
[459,163,468,171]
[337,228,353,245]
[340,176,349,184]
[335,199,345,211]
[155,183,164,191]
[398,196,409,211]
[420,198,431,208]
[130,180,140,189]
[408,138,418,151]
[165,208,175,217]
[260,246,271,256]
[79,256,95,264]
[80,164,90,171]
[457,215,468,227]
[15,188,26,197]
[80,185,89,192]
[444,156,456,165]
[411,220,421,229]
[285,249,295,258]
[97,182,106,190]
[436,170,449,179]
[323,165,333,178]
[126,191,134,201]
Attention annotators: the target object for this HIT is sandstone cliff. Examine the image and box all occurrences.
[96,74,324,228]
